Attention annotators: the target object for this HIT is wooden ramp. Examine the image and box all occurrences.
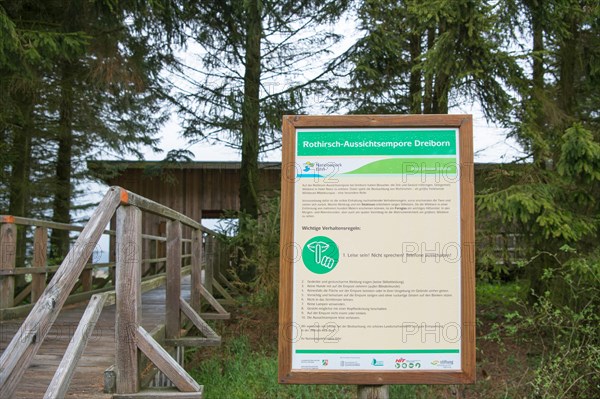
[0,276,194,399]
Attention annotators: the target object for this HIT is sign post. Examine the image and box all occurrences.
[278,115,475,385]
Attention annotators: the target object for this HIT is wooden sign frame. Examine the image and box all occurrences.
[278,115,475,385]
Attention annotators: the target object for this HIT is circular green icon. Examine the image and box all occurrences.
[302,236,339,274]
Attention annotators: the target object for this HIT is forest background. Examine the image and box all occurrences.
[1,0,599,397]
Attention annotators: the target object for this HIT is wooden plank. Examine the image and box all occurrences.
[203,236,214,295]
[13,283,32,306]
[166,220,182,340]
[190,229,202,312]
[217,272,239,296]
[126,191,202,231]
[198,285,229,316]
[179,297,219,339]
[115,204,143,394]
[283,113,470,128]
[81,268,93,292]
[0,187,121,399]
[459,115,477,384]
[113,387,203,399]
[165,337,221,348]
[140,324,167,387]
[44,293,107,399]
[0,221,17,309]
[164,337,221,347]
[135,326,202,392]
[212,280,234,303]
[32,226,48,302]
[199,313,230,320]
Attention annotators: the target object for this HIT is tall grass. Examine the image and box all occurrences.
[190,336,428,399]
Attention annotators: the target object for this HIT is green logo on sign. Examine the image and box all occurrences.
[302,236,339,274]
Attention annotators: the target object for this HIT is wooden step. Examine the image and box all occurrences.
[164,337,221,347]
[199,312,230,320]
[113,386,203,398]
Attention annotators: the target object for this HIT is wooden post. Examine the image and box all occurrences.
[81,267,93,292]
[218,239,227,279]
[156,221,167,273]
[204,235,214,295]
[0,218,17,309]
[149,238,157,276]
[166,220,182,340]
[357,385,389,399]
[109,216,117,287]
[31,226,48,302]
[115,204,142,394]
[190,229,202,312]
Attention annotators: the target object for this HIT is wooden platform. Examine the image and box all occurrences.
[0,276,194,399]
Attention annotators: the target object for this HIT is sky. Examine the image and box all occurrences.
[142,105,524,164]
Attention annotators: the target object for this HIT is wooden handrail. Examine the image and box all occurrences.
[0,215,170,242]
[44,293,108,399]
[0,186,226,397]
[0,187,122,398]
[122,189,219,235]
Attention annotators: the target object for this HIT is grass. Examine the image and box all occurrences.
[187,282,537,399]
[190,335,430,399]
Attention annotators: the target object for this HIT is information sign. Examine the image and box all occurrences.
[278,115,475,384]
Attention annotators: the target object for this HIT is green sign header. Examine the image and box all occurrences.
[297,130,457,156]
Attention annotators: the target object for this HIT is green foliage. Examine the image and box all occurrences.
[558,124,600,182]
[190,336,353,398]
[335,0,520,119]
[497,251,600,399]
[190,335,429,399]
[218,195,281,306]
[478,123,600,248]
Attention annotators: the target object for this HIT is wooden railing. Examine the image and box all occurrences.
[0,186,235,398]
[0,216,171,319]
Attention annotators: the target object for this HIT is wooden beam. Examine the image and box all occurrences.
[80,268,93,292]
[213,280,235,303]
[113,387,203,399]
[32,226,48,302]
[0,187,121,399]
[203,235,214,295]
[126,191,202,231]
[190,229,202,312]
[164,337,221,347]
[179,297,219,339]
[140,324,166,387]
[135,326,202,392]
[199,313,230,320]
[115,204,143,394]
[44,294,107,399]
[217,272,239,295]
[198,285,229,317]
[166,220,182,340]
[0,221,16,309]
[13,283,32,306]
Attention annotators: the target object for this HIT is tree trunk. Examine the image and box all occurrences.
[50,62,75,259]
[409,31,422,114]
[423,28,435,114]
[557,16,578,122]
[432,22,449,114]
[526,0,553,300]
[238,0,262,281]
[526,0,546,164]
[8,97,34,274]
